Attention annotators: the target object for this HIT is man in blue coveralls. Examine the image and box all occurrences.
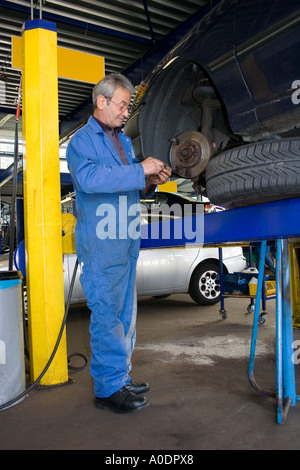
[66,74,171,413]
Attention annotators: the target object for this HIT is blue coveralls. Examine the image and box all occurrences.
[66,116,147,398]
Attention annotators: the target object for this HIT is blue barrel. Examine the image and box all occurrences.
[0,271,26,409]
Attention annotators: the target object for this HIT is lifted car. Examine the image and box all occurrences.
[124,0,300,208]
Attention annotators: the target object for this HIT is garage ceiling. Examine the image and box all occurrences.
[0,0,214,199]
[0,0,214,136]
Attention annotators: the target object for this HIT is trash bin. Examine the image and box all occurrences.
[0,271,26,409]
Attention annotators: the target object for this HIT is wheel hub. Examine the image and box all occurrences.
[170,131,212,179]
[200,270,220,300]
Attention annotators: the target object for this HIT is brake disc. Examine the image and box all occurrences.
[169,131,212,179]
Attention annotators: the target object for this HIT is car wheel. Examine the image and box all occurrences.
[189,263,221,306]
[206,138,300,209]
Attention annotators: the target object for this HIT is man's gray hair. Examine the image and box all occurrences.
[92,73,134,109]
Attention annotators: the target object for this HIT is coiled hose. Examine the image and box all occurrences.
[0,258,86,411]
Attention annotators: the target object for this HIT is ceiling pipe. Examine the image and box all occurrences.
[142,0,155,45]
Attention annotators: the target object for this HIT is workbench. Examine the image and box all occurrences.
[141,197,300,424]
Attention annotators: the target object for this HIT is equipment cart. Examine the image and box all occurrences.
[218,245,276,322]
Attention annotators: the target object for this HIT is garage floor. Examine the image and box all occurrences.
[1,294,300,450]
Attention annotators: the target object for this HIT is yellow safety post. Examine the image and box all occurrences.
[22,19,68,385]
[289,244,300,328]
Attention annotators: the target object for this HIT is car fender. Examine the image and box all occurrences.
[176,247,222,293]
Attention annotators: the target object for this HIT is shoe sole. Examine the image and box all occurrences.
[94,399,149,414]
[125,386,150,395]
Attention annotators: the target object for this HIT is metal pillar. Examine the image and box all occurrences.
[278,239,296,422]
[22,19,68,386]
[248,239,298,424]
[248,241,274,395]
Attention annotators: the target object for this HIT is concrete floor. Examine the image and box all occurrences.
[1,294,300,450]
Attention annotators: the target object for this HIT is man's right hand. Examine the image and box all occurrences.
[141,157,165,177]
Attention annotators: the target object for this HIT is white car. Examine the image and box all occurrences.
[63,245,245,307]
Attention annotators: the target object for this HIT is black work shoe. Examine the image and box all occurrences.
[94,386,149,414]
[125,380,150,395]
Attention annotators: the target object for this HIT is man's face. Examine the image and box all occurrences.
[95,87,131,129]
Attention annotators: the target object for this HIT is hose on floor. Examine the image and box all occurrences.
[0,257,87,411]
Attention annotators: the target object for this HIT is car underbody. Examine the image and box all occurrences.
[124,0,300,209]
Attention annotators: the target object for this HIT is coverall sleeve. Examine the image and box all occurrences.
[131,158,157,199]
[67,132,146,194]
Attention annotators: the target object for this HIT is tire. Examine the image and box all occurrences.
[189,263,220,306]
[206,138,300,209]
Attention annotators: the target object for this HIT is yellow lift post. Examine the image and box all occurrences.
[21,20,68,386]
[12,19,104,386]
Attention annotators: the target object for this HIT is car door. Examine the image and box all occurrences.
[137,246,199,296]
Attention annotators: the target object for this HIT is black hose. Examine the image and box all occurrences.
[68,353,88,372]
[0,258,80,411]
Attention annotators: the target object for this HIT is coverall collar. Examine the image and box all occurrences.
[87,116,130,166]
[92,115,122,135]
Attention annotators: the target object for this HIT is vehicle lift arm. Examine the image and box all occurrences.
[141,197,300,424]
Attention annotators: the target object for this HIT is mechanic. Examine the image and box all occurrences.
[66,73,171,413]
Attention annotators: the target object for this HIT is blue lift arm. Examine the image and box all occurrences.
[141,197,300,424]
[141,197,300,249]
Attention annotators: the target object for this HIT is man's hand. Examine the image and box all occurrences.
[142,162,172,196]
[141,157,165,177]
[141,157,172,195]
[147,165,172,185]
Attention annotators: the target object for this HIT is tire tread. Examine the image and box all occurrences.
[206,138,300,208]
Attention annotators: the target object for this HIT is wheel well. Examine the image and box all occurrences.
[138,59,231,167]
[198,258,228,271]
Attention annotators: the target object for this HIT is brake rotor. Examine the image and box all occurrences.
[169,131,212,179]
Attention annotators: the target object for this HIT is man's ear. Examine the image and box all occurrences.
[97,94,106,110]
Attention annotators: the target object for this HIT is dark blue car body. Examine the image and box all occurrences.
[189,0,299,135]
[125,0,300,206]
